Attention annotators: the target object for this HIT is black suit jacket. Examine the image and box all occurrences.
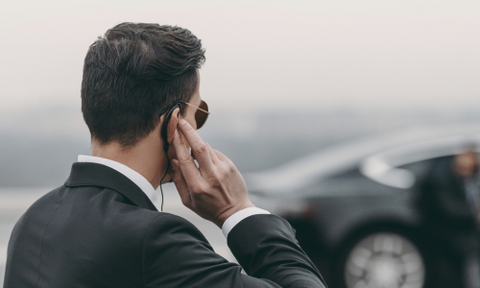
[4,162,326,287]
[417,156,476,228]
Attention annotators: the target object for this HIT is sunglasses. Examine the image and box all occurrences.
[180,100,210,129]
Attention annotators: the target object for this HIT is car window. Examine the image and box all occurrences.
[398,159,433,179]
[301,167,397,196]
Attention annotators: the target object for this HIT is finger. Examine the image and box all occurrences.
[214,150,238,172]
[178,120,215,174]
[212,149,229,162]
[171,159,193,209]
[206,143,220,164]
[172,127,202,186]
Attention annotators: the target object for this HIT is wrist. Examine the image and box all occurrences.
[214,202,255,228]
[221,206,271,237]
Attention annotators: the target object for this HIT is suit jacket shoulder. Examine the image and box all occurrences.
[4,162,327,288]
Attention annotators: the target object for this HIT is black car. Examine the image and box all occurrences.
[246,125,480,288]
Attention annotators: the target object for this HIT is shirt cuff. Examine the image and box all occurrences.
[222,207,270,238]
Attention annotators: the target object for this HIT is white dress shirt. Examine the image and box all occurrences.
[77,155,269,237]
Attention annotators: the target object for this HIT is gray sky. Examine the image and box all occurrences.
[0,0,479,119]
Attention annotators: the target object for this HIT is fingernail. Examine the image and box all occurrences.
[174,129,179,138]
[179,119,187,126]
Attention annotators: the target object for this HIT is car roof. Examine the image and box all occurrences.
[245,123,480,195]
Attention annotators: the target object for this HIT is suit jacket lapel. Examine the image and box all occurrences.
[65,162,158,211]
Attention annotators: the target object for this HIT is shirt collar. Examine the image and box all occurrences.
[77,155,160,210]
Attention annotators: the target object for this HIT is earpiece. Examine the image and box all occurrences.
[161,103,181,153]
[159,103,180,212]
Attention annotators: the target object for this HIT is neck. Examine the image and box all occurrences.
[91,130,167,189]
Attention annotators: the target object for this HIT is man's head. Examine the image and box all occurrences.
[81,22,205,147]
[454,145,479,178]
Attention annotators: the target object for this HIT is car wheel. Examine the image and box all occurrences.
[342,232,426,288]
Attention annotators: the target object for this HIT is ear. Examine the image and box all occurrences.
[166,107,181,148]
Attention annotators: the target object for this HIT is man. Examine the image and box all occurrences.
[417,147,480,288]
[418,148,480,228]
[4,23,327,288]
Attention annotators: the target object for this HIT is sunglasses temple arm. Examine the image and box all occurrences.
[183,101,210,115]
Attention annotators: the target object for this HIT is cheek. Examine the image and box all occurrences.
[186,115,197,130]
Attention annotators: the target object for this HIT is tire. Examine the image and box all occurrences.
[340,232,426,288]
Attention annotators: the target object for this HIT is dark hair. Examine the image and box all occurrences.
[81,22,205,147]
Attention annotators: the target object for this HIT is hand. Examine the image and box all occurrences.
[171,119,254,228]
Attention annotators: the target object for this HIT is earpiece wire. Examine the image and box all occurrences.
[159,153,170,212]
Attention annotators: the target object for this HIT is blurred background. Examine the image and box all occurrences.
[0,0,479,287]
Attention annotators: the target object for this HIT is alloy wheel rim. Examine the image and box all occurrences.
[344,232,425,288]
